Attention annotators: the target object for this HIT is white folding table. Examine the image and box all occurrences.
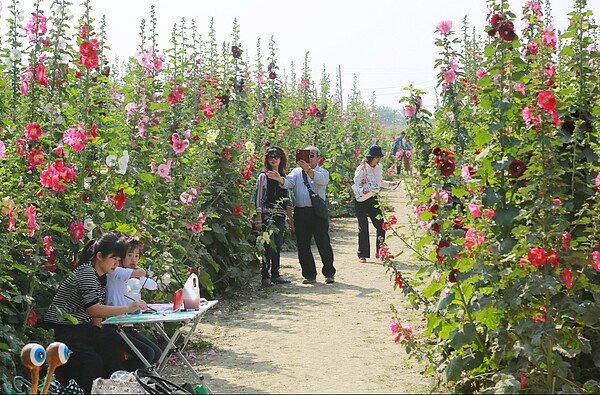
[103,300,218,382]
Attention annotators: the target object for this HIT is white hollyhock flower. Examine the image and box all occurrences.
[116,150,129,175]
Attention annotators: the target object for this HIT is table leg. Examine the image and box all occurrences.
[153,321,205,382]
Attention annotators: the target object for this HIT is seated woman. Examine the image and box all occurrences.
[42,232,147,393]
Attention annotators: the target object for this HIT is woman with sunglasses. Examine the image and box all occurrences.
[254,146,293,286]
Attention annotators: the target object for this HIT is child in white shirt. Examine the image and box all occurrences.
[104,237,162,370]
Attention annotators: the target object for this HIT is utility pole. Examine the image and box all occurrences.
[337,65,343,110]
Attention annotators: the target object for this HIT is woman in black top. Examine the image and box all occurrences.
[42,233,147,393]
[254,146,293,286]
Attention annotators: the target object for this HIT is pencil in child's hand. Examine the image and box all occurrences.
[124,294,160,314]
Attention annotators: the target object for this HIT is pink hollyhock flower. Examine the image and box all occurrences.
[595,173,600,193]
[442,69,457,85]
[476,68,486,78]
[378,246,392,261]
[386,165,395,177]
[468,203,481,218]
[562,268,572,289]
[528,247,547,267]
[69,221,85,240]
[35,62,48,88]
[24,122,43,141]
[437,20,452,35]
[172,136,189,155]
[485,209,495,219]
[43,235,54,256]
[537,91,556,114]
[590,251,600,270]
[16,139,25,156]
[395,149,404,158]
[527,41,538,55]
[8,211,16,232]
[0,141,6,160]
[514,82,526,94]
[24,12,48,40]
[405,151,411,158]
[533,306,547,323]
[180,188,198,205]
[63,126,87,152]
[404,105,416,117]
[54,144,63,157]
[553,198,561,205]
[542,25,557,50]
[20,73,30,95]
[430,190,451,204]
[27,148,45,170]
[24,205,40,237]
[157,160,173,181]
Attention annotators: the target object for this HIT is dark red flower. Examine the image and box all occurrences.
[498,22,517,41]
[440,160,456,176]
[231,45,243,59]
[436,240,450,262]
[113,188,126,211]
[448,269,460,283]
[509,160,526,177]
[432,147,442,156]
[26,310,38,326]
[232,205,242,215]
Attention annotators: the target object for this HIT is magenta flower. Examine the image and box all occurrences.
[0,141,6,160]
[43,235,54,256]
[591,251,600,270]
[437,20,452,35]
[24,205,40,237]
[24,12,48,40]
[63,126,87,152]
[24,122,43,141]
[468,203,481,218]
[542,25,557,50]
[595,172,600,193]
[69,221,85,240]
[404,105,416,117]
[35,62,48,88]
[562,268,572,289]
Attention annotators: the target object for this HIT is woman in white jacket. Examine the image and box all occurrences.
[352,145,398,262]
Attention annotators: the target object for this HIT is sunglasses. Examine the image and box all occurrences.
[267,154,281,160]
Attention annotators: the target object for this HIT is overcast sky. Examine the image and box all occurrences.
[4,0,600,112]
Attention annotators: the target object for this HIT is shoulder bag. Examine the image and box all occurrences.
[302,171,328,219]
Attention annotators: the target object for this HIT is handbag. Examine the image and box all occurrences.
[302,172,328,219]
[351,167,380,202]
[91,377,146,394]
[133,369,209,394]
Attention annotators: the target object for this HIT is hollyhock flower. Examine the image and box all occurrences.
[436,240,450,262]
[157,160,173,181]
[27,148,45,170]
[437,20,452,35]
[547,248,560,267]
[172,135,189,155]
[562,268,572,288]
[378,246,393,261]
[231,45,243,59]
[20,73,30,95]
[595,172,600,193]
[527,41,538,55]
[54,144,63,157]
[24,12,48,40]
[461,165,474,181]
[112,188,126,211]
[498,22,517,41]
[24,122,43,141]
[514,82,526,94]
[542,25,557,50]
[553,198,561,206]
[537,91,556,115]
[468,203,481,218]
[232,205,242,215]
[533,306,547,323]
[590,251,600,270]
[116,151,129,175]
[562,230,571,251]
[8,211,16,232]
[1,197,15,216]
[25,310,38,327]
[83,218,96,232]
[35,62,48,88]
[180,188,198,205]
[43,256,57,272]
[63,126,86,152]
[404,105,416,117]
[394,274,403,289]
[440,160,456,176]
[509,159,526,177]
[24,205,40,237]
[69,221,85,240]
[448,269,459,283]
[0,141,5,160]
[395,150,404,158]
[405,151,411,158]
[476,68,486,78]
[386,165,395,177]
[442,69,457,85]
[43,235,54,256]
[522,106,540,127]
[485,209,495,219]
[528,247,547,267]
[430,190,451,204]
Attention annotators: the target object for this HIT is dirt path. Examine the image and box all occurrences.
[164,187,433,394]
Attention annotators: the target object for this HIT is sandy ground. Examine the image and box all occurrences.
[163,187,434,394]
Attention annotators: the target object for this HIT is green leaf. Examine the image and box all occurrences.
[474,306,502,330]
[444,355,463,382]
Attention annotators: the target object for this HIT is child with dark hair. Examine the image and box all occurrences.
[104,236,162,370]
[42,232,148,393]
[254,146,293,286]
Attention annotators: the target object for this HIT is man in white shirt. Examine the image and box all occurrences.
[267,146,336,284]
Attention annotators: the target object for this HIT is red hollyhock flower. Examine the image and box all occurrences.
[436,240,450,262]
[509,159,526,177]
[231,45,243,59]
[528,247,547,267]
[562,230,571,251]
[26,310,38,326]
[498,22,517,41]
[232,205,242,215]
[113,188,126,211]
[547,248,560,267]
[537,91,556,114]
[432,147,442,156]
[440,160,456,176]
[394,274,403,289]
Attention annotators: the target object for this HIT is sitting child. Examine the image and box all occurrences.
[103,236,162,370]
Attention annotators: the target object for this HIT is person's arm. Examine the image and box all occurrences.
[311,166,329,186]
[374,164,396,188]
[254,173,267,229]
[87,300,147,318]
[353,160,368,184]
[130,267,146,279]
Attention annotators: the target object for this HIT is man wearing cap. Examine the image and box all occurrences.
[352,145,399,262]
[266,146,336,284]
